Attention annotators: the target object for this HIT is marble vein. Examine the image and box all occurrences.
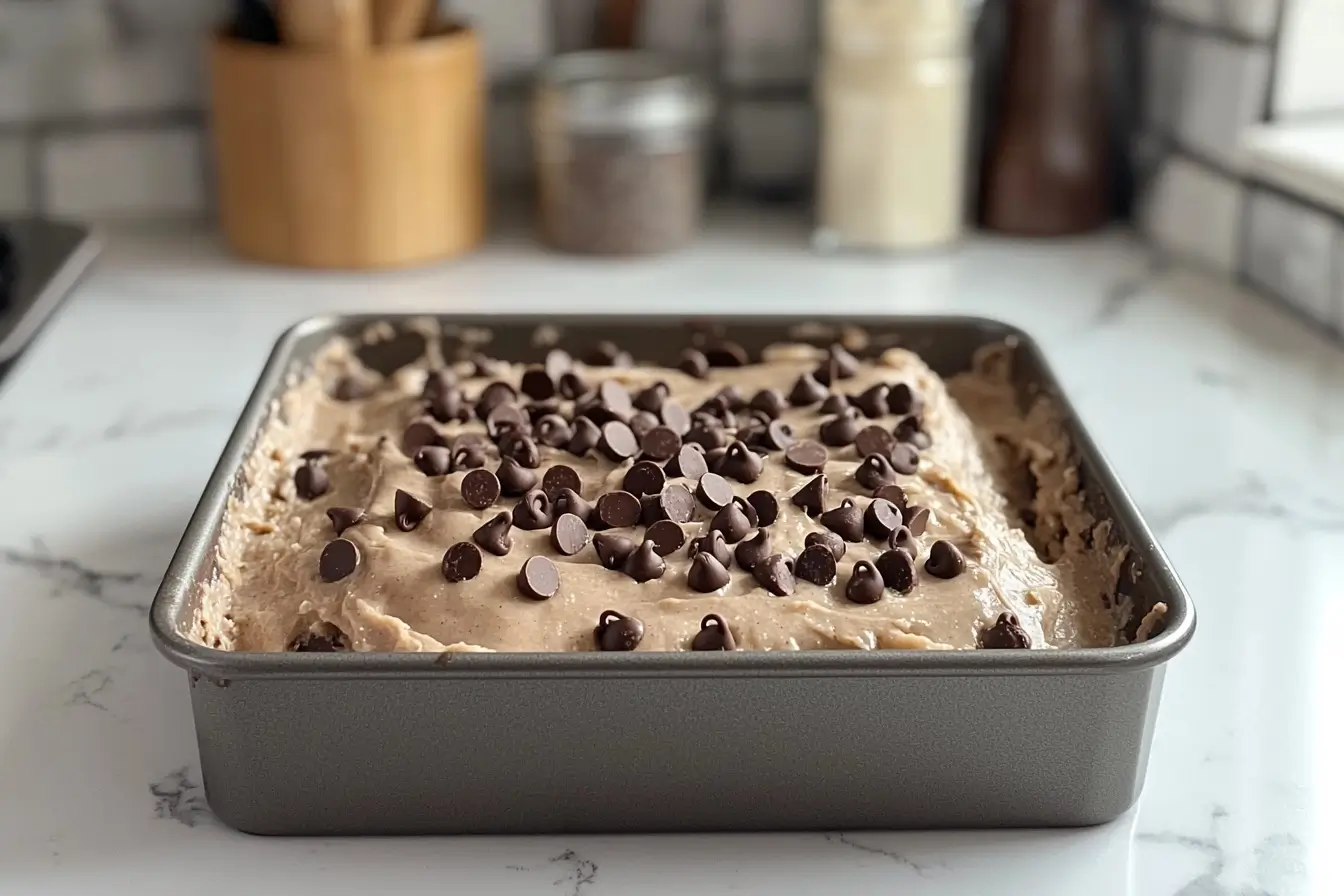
[63,670,112,711]
[149,767,211,828]
[1144,471,1344,538]
[0,539,152,612]
[823,833,936,876]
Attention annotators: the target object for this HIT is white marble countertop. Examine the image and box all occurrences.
[1,210,1341,895]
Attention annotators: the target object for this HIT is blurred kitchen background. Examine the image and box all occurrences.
[0,0,1340,338]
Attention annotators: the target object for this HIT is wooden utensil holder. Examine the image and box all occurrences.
[210,25,485,270]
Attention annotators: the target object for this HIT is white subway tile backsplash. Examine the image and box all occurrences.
[1244,189,1338,326]
[1141,154,1245,274]
[42,126,205,217]
[1143,21,1187,134]
[641,0,717,67]
[487,95,532,189]
[1174,35,1269,172]
[0,136,31,214]
[727,99,814,189]
[1151,0,1220,28]
[1271,0,1344,118]
[1334,229,1344,333]
[1223,0,1280,41]
[106,0,229,38]
[451,0,552,82]
[723,0,813,87]
[550,0,599,52]
[0,0,118,59]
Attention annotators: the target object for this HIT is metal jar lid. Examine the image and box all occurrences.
[534,51,713,136]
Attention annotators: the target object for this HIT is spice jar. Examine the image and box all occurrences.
[532,51,713,255]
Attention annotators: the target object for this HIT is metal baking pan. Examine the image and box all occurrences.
[151,314,1194,835]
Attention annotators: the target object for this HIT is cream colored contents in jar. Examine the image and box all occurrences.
[193,338,1124,654]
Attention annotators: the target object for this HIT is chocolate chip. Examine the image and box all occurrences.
[472,512,513,556]
[595,610,644,651]
[332,375,374,401]
[499,432,541,469]
[718,440,764,484]
[688,530,733,569]
[300,448,333,461]
[889,443,920,475]
[535,414,574,448]
[545,348,573,380]
[621,540,666,582]
[791,474,828,517]
[461,468,502,510]
[709,501,753,543]
[517,555,561,600]
[623,460,667,497]
[841,561,883,604]
[678,348,710,379]
[873,484,908,508]
[760,420,795,452]
[854,425,896,460]
[547,512,589,556]
[805,530,846,561]
[784,440,827,474]
[633,382,668,413]
[691,614,736,649]
[512,489,554,530]
[794,544,837,585]
[597,421,639,462]
[326,506,365,535]
[980,613,1031,649]
[541,465,583,500]
[414,445,453,477]
[593,532,638,570]
[864,497,904,539]
[520,368,556,401]
[746,490,779,527]
[854,384,890,419]
[890,525,918,556]
[819,408,862,447]
[753,554,795,596]
[426,387,469,424]
[875,548,917,594]
[902,505,930,535]
[748,389,787,420]
[497,457,539,497]
[788,371,829,406]
[660,401,691,435]
[696,472,734,510]
[705,340,749,367]
[644,519,686,556]
[819,393,850,415]
[823,344,860,381]
[528,401,561,423]
[554,487,594,525]
[854,454,897,491]
[595,490,642,529]
[685,423,728,452]
[925,540,966,579]
[475,381,518,421]
[640,426,682,463]
[319,538,360,582]
[402,421,445,456]
[894,416,932,449]
[290,626,349,652]
[657,483,696,523]
[733,529,771,571]
[686,552,732,594]
[392,489,432,532]
[666,444,709,480]
[486,404,530,441]
[558,371,588,400]
[887,383,924,416]
[471,353,507,378]
[294,463,329,500]
[597,380,634,415]
[452,442,487,471]
[585,341,631,367]
[422,368,457,396]
[628,410,660,439]
[732,495,759,528]
[442,542,482,583]
[566,417,602,456]
[820,498,864,542]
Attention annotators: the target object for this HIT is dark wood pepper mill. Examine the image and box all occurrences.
[982,0,1111,236]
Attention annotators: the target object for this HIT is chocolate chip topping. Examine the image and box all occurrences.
[290,626,349,652]
[732,494,759,528]
[690,614,736,650]
[595,421,637,462]
[805,530,846,561]
[845,561,885,604]
[497,456,539,497]
[734,529,772,571]
[666,444,709,480]
[705,340,749,367]
[471,354,507,378]
[519,367,556,402]
[791,474,828,517]
[746,490,779,527]
[853,424,895,463]
[854,384,890,419]
[623,460,667,497]
[632,382,667,413]
[753,554,795,596]
[819,392,850,415]
[414,444,453,477]
[887,383,924,416]
[486,404,530,441]
[660,400,691,435]
[894,416,932,449]
[759,420,795,452]
[855,454,898,490]
[687,552,732,593]
[550,512,589,556]
[819,408,862,447]
[541,464,583,500]
[319,538,360,582]
[748,388,787,420]
[695,472,734,510]
[332,375,374,401]
[925,540,966,579]
[461,468,502,510]
[685,423,729,452]
[595,610,644,651]
[654,483,696,524]
[555,369,585,400]
[788,371,829,406]
[629,410,659,440]
[980,613,1031,649]
[903,505,931,536]
[640,426,682,462]
[588,490,638,529]
[875,548,917,594]
[534,414,573,448]
[299,449,333,462]
[678,348,710,379]
[442,542,483,583]
[688,530,733,569]
[715,440,762,484]
[593,533,637,570]
[553,487,594,525]
[873,484,908,508]
[475,381,517,420]
[622,540,667,582]
[426,387,468,424]
[452,441,487,470]
[326,506,365,535]
[824,344,860,381]
[517,556,561,601]
[498,432,541,468]
[864,497,904,539]
[889,443,920,475]
[820,498,864,542]
[709,501,753,543]
[394,489,432,531]
[566,417,602,457]
[294,462,330,500]
[784,440,828,474]
[645,519,686,556]
[472,512,513,556]
[794,544,838,585]
[512,489,554,530]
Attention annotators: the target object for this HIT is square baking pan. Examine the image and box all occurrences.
[151,314,1194,835]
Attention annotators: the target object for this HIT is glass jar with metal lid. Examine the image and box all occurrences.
[532,51,713,255]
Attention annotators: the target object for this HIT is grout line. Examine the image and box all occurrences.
[1146,10,1274,48]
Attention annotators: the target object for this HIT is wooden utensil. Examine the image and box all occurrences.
[372,0,430,45]
[278,0,371,51]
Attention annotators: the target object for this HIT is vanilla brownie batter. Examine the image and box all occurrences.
[193,330,1130,653]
